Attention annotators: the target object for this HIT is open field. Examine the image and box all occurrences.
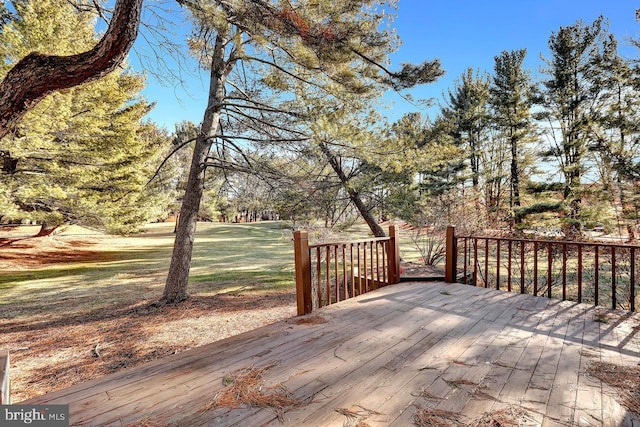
[0,221,426,402]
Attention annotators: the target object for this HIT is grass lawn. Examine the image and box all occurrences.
[1,222,297,315]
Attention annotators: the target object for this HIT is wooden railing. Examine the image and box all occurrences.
[293,225,401,315]
[445,226,639,312]
[0,349,9,404]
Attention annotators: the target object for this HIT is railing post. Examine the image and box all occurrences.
[0,349,9,404]
[445,226,457,283]
[388,225,401,284]
[293,230,312,315]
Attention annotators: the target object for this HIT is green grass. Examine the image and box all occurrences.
[0,220,425,321]
[0,222,297,318]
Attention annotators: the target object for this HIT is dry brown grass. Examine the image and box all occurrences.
[290,315,328,325]
[335,405,382,426]
[413,408,466,427]
[588,361,640,417]
[203,362,306,421]
[414,405,533,427]
[467,405,533,426]
[123,416,166,427]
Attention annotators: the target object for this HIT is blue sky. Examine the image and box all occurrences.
[135,1,640,130]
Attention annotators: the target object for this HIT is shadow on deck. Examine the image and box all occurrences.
[23,281,640,426]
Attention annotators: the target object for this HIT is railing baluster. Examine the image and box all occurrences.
[484,238,489,288]
[547,242,552,299]
[533,242,538,296]
[507,240,512,292]
[356,243,362,295]
[342,244,347,301]
[496,239,501,290]
[520,240,525,294]
[350,243,355,298]
[577,245,583,303]
[463,238,468,284]
[334,245,339,303]
[370,241,375,291]
[363,242,367,293]
[375,241,380,289]
[611,246,616,310]
[382,241,388,285]
[594,245,599,306]
[316,248,322,307]
[562,243,567,301]
[473,238,478,286]
[631,247,636,312]
[326,246,331,304]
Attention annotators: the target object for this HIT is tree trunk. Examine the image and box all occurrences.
[34,222,58,237]
[162,33,230,303]
[510,131,521,226]
[0,0,143,139]
[318,142,385,237]
[0,151,17,174]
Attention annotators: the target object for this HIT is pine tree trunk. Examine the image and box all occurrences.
[162,135,212,302]
[0,0,143,139]
[162,33,230,303]
[318,142,385,237]
[34,222,58,237]
[510,132,521,225]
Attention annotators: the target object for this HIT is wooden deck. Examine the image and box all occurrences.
[24,281,640,426]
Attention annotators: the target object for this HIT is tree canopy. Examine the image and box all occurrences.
[0,0,143,140]
[0,0,170,234]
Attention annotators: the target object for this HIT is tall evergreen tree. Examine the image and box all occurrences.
[0,0,143,139]
[441,68,491,220]
[590,34,640,229]
[0,0,169,234]
[162,0,443,302]
[540,17,606,234]
[442,68,491,191]
[489,49,537,223]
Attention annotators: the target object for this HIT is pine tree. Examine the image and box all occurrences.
[0,0,169,234]
[441,68,491,220]
[540,17,607,234]
[590,34,640,231]
[489,49,537,225]
[0,0,143,139]
[161,0,443,302]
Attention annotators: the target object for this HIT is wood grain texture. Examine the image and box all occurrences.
[22,282,640,426]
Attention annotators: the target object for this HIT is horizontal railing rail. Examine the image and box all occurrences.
[445,226,638,312]
[294,226,401,315]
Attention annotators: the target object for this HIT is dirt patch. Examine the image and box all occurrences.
[401,261,445,279]
[0,234,119,268]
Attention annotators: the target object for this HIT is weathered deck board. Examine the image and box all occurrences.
[22,281,640,427]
